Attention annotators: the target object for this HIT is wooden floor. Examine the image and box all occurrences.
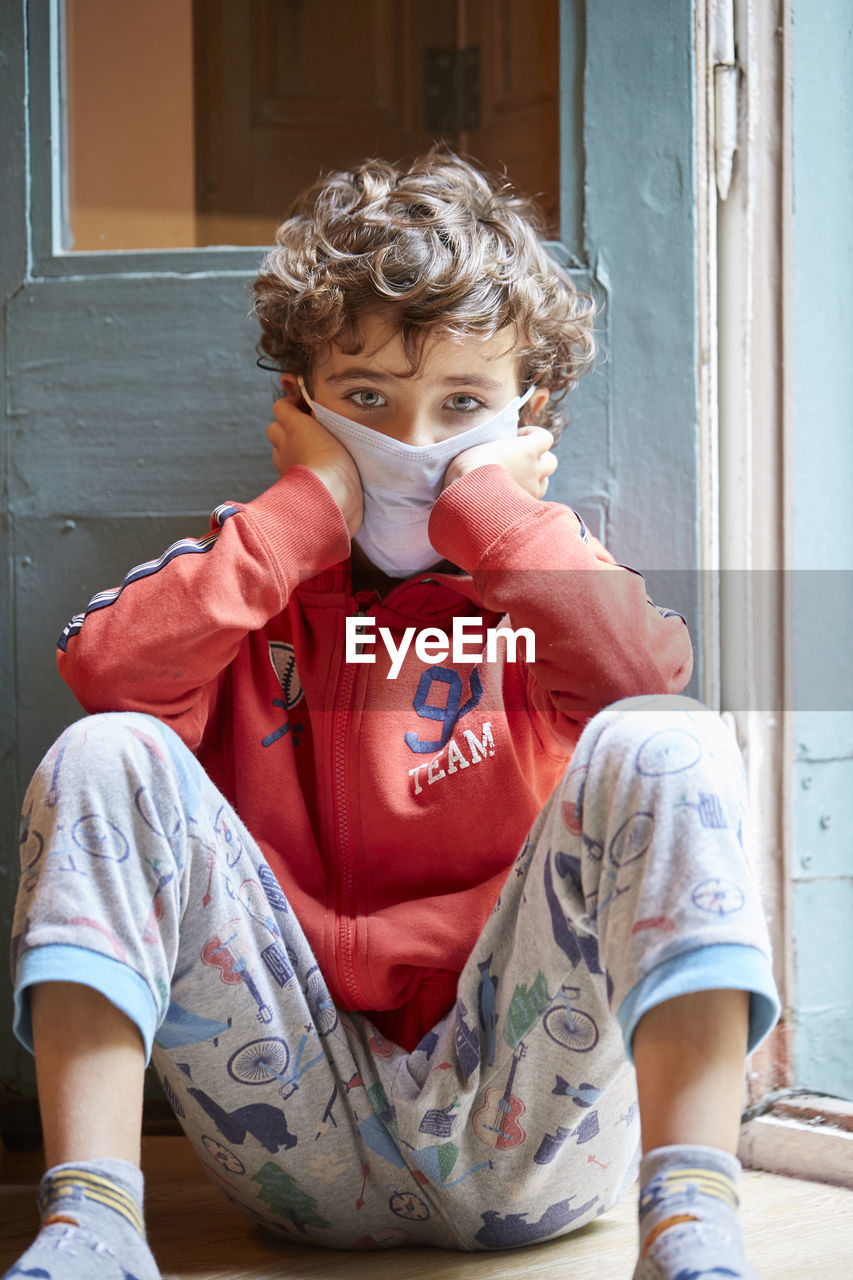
[2,1136,852,1279]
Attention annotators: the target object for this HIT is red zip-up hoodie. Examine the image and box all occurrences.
[58,464,693,1050]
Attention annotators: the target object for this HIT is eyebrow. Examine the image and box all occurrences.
[322,368,506,391]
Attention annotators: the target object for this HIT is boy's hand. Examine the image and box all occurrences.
[441,426,558,499]
[268,395,363,537]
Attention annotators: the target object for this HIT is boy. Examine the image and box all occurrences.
[6,150,779,1280]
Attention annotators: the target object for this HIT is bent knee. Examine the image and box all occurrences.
[603,693,708,718]
[38,712,197,791]
[54,710,168,756]
[578,695,742,771]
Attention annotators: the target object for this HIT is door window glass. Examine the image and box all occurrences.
[65,0,560,251]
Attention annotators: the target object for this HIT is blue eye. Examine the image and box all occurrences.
[348,389,386,409]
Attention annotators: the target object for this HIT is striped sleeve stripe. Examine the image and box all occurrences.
[58,504,241,651]
[612,561,688,626]
[653,604,686,620]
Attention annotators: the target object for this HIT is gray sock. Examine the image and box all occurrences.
[3,1158,160,1280]
[633,1144,761,1280]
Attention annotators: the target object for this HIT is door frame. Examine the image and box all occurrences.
[697,0,794,1098]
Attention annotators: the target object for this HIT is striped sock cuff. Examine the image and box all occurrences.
[639,1165,740,1219]
[39,1167,145,1236]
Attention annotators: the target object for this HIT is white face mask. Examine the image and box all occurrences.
[298,380,536,577]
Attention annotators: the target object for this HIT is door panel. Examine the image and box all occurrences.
[14,514,198,783]
[194,0,560,244]
[6,277,273,516]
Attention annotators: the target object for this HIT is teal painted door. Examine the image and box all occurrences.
[0,0,701,1124]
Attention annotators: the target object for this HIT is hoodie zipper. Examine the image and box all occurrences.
[334,591,375,1007]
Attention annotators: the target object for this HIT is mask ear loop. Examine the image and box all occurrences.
[256,360,314,410]
[516,383,537,428]
[296,375,315,411]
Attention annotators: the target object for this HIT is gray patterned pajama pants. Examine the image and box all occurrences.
[11,695,779,1251]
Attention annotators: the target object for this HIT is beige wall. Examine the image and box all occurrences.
[66,0,195,250]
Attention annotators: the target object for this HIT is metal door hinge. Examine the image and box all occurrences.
[425,47,481,133]
[710,0,738,200]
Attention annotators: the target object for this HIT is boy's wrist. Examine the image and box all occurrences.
[308,462,364,538]
[430,465,546,569]
[441,427,557,500]
[442,453,482,489]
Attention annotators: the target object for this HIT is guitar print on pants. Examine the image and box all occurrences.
[472,1043,528,1150]
[201,920,273,1024]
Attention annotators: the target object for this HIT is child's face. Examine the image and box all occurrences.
[287,312,548,445]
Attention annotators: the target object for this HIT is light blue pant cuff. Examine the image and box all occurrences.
[618,943,781,1063]
[14,943,158,1064]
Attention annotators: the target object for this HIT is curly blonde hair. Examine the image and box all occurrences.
[253,147,596,436]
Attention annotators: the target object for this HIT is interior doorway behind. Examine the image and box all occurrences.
[65,0,561,251]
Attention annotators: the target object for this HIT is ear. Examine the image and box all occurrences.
[523,387,551,426]
[279,373,302,401]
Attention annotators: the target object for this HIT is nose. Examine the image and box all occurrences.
[386,411,440,448]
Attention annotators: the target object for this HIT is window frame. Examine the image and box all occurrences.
[29,0,264,278]
[33,0,586,280]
